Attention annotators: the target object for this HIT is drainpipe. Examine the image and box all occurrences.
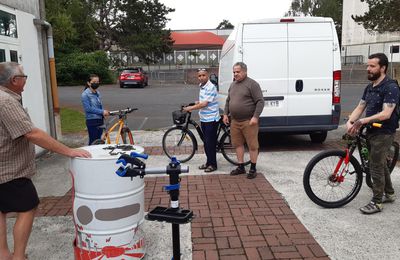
[33,19,62,139]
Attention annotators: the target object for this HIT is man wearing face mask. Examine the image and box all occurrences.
[346,53,400,214]
[81,74,110,145]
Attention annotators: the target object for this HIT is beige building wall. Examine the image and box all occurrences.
[342,0,400,63]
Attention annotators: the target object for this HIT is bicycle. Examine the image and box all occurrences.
[162,104,251,165]
[92,107,138,145]
[303,123,399,208]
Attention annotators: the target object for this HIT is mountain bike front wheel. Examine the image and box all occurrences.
[303,150,363,208]
[162,126,197,163]
[121,128,134,144]
[219,132,251,166]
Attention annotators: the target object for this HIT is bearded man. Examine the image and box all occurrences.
[346,53,400,214]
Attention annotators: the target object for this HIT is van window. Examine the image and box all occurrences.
[0,49,5,62]
[0,10,17,38]
[10,50,17,62]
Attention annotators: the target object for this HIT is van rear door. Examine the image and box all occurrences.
[287,22,334,126]
[242,23,288,126]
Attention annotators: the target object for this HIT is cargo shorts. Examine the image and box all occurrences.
[230,119,259,150]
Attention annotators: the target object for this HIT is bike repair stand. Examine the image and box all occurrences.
[116,152,194,260]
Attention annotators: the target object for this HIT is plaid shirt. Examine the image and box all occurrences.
[0,86,35,184]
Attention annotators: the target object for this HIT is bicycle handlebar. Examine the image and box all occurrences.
[109,107,138,116]
[343,122,383,141]
[180,103,196,111]
[359,122,382,133]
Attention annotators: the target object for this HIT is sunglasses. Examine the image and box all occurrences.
[197,68,207,72]
[14,75,28,79]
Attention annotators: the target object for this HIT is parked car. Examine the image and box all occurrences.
[119,67,148,88]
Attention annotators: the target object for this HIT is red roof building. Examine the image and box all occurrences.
[171,31,226,50]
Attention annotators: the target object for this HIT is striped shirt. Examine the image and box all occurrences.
[0,86,35,184]
[199,80,219,122]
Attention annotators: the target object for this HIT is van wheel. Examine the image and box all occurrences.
[310,131,327,143]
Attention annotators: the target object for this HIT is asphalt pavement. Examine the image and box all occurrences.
[6,126,400,260]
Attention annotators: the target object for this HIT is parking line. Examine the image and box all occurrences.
[138,117,148,130]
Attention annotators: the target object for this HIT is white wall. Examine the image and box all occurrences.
[0,3,49,154]
[17,10,50,135]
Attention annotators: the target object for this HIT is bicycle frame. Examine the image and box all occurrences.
[181,111,228,149]
[332,126,377,184]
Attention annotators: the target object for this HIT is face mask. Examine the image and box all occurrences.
[91,83,100,89]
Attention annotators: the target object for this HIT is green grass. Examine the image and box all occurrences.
[60,107,86,133]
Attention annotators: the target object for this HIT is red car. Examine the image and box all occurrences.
[119,67,148,88]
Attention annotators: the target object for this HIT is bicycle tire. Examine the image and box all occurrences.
[365,141,399,189]
[303,150,363,208]
[388,141,399,173]
[91,139,106,145]
[120,128,134,145]
[162,126,197,163]
[220,132,251,166]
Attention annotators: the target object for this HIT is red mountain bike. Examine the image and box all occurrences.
[303,123,399,208]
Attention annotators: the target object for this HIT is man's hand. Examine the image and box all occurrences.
[223,115,230,125]
[69,148,91,158]
[249,117,258,126]
[183,106,192,112]
[347,119,364,136]
[103,110,110,116]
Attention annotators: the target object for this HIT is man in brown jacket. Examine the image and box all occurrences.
[223,62,264,179]
[0,62,91,260]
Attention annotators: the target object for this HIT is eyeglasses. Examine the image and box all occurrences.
[14,75,28,79]
[197,68,207,72]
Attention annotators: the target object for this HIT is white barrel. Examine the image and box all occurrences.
[70,144,146,259]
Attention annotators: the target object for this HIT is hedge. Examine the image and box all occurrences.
[56,51,114,86]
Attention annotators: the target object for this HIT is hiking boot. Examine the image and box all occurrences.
[360,201,382,214]
[247,169,257,179]
[382,193,396,203]
[230,167,246,176]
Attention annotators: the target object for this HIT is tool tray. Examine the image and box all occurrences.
[146,206,193,224]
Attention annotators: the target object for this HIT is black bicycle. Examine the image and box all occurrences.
[162,104,251,165]
[303,123,399,208]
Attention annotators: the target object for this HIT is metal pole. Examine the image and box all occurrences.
[390,46,394,78]
[172,224,180,260]
[169,166,181,260]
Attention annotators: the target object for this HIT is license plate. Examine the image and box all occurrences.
[265,100,281,107]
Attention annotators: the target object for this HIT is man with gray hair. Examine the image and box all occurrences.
[223,62,264,179]
[0,62,91,260]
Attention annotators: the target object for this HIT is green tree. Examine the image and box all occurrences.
[45,0,97,53]
[352,0,400,33]
[116,0,174,65]
[216,19,234,29]
[286,0,342,43]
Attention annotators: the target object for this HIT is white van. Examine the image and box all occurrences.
[218,17,341,143]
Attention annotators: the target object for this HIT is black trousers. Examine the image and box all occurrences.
[201,121,219,167]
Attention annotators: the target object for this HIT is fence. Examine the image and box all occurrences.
[109,49,222,68]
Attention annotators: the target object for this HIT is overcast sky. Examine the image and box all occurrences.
[159,0,293,30]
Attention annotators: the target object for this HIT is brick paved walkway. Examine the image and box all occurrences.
[35,173,329,259]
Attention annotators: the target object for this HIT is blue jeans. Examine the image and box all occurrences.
[86,119,103,145]
[201,121,218,168]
